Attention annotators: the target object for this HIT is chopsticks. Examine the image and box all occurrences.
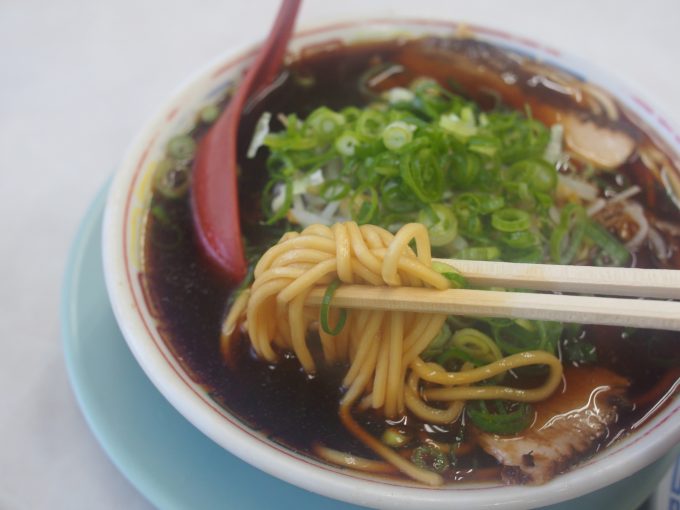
[305,261,680,331]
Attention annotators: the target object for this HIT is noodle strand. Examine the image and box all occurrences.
[222,222,564,485]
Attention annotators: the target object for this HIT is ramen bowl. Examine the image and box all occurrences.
[103,18,680,509]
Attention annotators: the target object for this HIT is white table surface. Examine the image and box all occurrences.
[2,0,679,508]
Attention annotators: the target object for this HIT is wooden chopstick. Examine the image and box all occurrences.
[306,286,680,331]
[433,258,680,299]
[305,262,680,331]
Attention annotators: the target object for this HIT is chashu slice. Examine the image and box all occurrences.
[477,366,629,484]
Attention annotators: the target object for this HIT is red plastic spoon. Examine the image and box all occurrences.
[191,0,302,283]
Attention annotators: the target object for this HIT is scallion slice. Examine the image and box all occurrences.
[456,246,501,261]
[418,204,458,247]
[320,279,347,335]
[430,261,467,289]
[350,185,379,225]
[167,135,196,160]
[400,148,444,203]
[153,159,189,199]
[491,208,531,232]
[306,107,345,141]
[334,131,360,156]
[584,220,631,267]
[450,328,503,364]
[467,401,535,435]
[411,445,449,473]
[382,121,415,151]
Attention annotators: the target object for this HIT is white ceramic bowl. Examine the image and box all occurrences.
[103,18,680,510]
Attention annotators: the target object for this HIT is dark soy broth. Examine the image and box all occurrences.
[144,37,680,484]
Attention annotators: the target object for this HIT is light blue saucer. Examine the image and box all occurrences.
[61,185,677,510]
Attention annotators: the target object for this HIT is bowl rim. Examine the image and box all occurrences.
[102,16,680,510]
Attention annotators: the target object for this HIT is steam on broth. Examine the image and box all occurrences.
[144,36,680,485]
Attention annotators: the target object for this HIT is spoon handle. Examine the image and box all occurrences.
[191,0,302,282]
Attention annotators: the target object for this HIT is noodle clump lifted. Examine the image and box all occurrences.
[222,222,563,485]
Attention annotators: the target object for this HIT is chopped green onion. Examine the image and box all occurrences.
[431,261,467,289]
[436,346,487,368]
[400,148,444,203]
[550,204,586,264]
[501,230,539,249]
[514,318,535,332]
[509,158,557,193]
[455,210,483,237]
[450,328,503,364]
[439,112,477,141]
[584,220,631,267]
[562,336,597,363]
[504,181,535,207]
[382,121,415,151]
[492,319,561,355]
[454,193,481,212]
[491,208,531,232]
[356,109,386,139]
[454,191,505,214]
[410,78,452,118]
[306,107,345,141]
[411,445,449,473]
[370,152,401,177]
[381,427,412,447]
[381,177,418,213]
[253,72,608,272]
[422,322,453,360]
[150,204,170,224]
[264,132,317,151]
[467,134,500,157]
[467,401,535,435]
[456,246,501,261]
[418,204,458,247]
[350,185,378,225]
[153,159,189,199]
[263,179,293,224]
[320,280,347,335]
[199,104,220,124]
[341,106,362,123]
[476,193,505,214]
[167,135,196,160]
[450,152,481,189]
[334,131,360,156]
[320,179,351,201]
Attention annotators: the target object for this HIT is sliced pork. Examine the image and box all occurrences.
[477,366,629,484]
